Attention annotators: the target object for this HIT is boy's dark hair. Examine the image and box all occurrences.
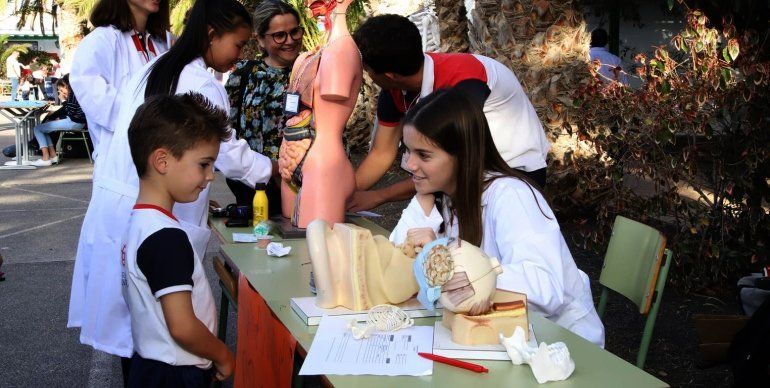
[591,28,608,48]
[353,14,424,76]
[128,92,230,177]
[90,0,170,38]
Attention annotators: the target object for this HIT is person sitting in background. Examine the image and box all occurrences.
[31,75,87,166]
[32,64,48,100]
[224,0,302,215]
[589,28,628,85]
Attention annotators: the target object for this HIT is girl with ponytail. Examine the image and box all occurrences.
[69,1,273,383]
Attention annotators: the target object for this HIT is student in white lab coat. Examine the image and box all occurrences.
[390,88,606,347]
[67,0,272,380]
[69,0,172,162]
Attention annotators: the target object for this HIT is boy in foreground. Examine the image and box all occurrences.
[121,92,234,387]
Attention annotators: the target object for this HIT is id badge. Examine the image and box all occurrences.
[284,93,300,115]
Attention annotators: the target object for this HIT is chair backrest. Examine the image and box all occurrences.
[600,216,667,314]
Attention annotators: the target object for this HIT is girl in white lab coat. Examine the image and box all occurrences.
[67,0,272,374]
[390,88,606,347]
[69,0,172,162]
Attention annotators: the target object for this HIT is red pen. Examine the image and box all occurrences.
[418,352,489,373]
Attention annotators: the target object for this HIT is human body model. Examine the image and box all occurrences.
[278,0,361,227]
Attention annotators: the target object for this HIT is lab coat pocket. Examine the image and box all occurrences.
[179,219,212,260]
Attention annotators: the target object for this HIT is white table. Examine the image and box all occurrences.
[0,101,49,170]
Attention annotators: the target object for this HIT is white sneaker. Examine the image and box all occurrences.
[31,159,52,167]
[51,156,59,164]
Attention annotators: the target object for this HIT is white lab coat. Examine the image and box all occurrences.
[391,177,606,347]
[67,57,273,356]
[69,26,171,163]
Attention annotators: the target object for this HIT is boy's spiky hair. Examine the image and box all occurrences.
[128,92,230,177]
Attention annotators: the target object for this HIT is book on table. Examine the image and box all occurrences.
[432,321,537,361]
[290,296,443,326]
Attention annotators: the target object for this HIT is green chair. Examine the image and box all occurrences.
[55,128,93,164]
[596,215,673,369]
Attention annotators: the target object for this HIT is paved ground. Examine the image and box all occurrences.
[0,117,239,387]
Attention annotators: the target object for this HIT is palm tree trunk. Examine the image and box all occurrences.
[56,3,87,73]
[435,0,469,52]
[467,0,595,169]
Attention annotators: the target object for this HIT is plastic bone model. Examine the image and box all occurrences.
[306,219,419,311]
[414,238,529,345]
[500,326,576,384]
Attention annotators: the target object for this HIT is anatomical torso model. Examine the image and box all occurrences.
[278,0,361,228]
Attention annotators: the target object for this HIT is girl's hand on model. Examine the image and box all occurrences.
[406,228,436,248]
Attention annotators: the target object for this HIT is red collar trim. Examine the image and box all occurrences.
[131,33,157,62]
[133,204,178,222]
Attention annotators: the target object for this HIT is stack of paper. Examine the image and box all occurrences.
[299,316,434,376]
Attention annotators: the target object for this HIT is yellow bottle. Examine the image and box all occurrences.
[252,183,269,226]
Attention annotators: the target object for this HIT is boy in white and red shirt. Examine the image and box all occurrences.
[350,14,551,211]
[121,92,234,387]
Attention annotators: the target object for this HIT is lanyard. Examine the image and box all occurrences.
[131,33,157,63]
[402,90,419,113]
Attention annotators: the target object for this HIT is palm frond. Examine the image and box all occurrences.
[59,0,99,20]
[169,0,194,36]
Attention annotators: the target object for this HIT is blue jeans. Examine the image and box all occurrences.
[9,77,19,101]
[33,118,85,148]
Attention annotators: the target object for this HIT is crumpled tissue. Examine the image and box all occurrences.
[266,242,291,257]
[500,326,575,384]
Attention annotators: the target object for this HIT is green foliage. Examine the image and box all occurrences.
[169,0,194,35]
[558,9,770,291]
[59,0,100,20]
[285,0,366,51]
[15,0,58,36]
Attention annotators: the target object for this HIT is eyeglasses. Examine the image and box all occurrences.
[263,26,304,44]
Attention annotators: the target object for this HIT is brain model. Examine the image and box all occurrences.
[414,238,503,316]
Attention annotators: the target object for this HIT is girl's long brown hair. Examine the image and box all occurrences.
[402,88,547,246]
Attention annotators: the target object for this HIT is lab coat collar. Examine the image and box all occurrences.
[191,57,206,69]
[481,173,503,207]
[419,53,434,98]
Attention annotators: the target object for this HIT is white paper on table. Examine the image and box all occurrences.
[299,316,434,376]
[266,242,291,257]
[232,233,258,243]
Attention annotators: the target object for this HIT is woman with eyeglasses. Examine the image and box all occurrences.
[224,0,303,213]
